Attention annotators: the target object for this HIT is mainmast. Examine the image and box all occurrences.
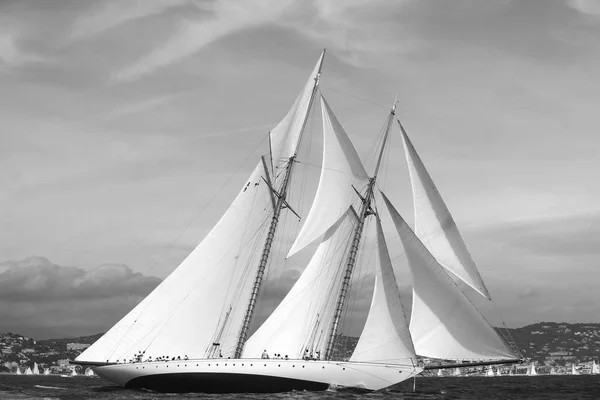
[324,101,396,360]
[234,51,325,358]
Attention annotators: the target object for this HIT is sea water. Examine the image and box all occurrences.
[0,375,599,400]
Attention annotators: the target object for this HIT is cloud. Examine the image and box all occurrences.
[101,93,183,120]
[479,211,600,257]
[111,0,295,83]
[0,32,45,66]
[69,0,188,41]
[0,257,161,338]
[567,0,600,17]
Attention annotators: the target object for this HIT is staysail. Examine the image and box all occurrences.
[287,95,369,256]
[350,216,416,364]
[243,209,358,359]
[269,50,325,186]
[77,162,273,362]
[398,122,490,299]
[381,192,517,361]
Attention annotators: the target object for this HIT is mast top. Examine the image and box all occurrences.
[391,94,398,115]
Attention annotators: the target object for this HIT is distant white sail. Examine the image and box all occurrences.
[32,362,39,375]
[43,367,50,375]
[381,192,517,361]
[399,125,490,299]
[592,360,599,374]
[85,367,95,376]
[437,369,443,376]
[527,362,537,376]
[77,162,273,362]
[485,366,494,377]
[70,368,77,376]
[453,367,461,376]
[244,209,358,359]
[15,366,21,375]
[287,96,369,256]
[24,367,32,375]
[350,217,416,364]
[269,50,325,186]
[571,364,579,375]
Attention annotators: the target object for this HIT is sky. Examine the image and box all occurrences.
[1,0,600,339]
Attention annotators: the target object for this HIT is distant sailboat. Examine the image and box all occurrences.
[549,367,556,375]
[70,367,78,377]
[43,367,51,375]
[24,367,32,375]
[437,369,443,377]
[15,366,22,375]
[591,360,599,375]
[485,366,495,377]
[571,364,579,375]
[453,367,461,377]
[73,50,521,393]
[527,363,537,376]
[32,362,39,375]
[85,367,95,377]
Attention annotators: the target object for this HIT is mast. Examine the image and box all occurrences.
[234,50,325,358]
[324,102,396,360]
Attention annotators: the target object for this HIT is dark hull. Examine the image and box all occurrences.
[126,372,329,393]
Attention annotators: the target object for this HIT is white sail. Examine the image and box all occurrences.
[527,362,537,376]
[43,367,50,375]
[485,366,494,377]
[381,192,517,361]
[15,366,21,375]
[350,217,416,364]
[77,162,273,363]
[70,367,78,376]
[32,362,39,374]
[592,360,599,374]
[85,367,95,376]
[244,209,358,359]
[399,125,490,299]
[24,367,32,375]
[288,96,369,256]
[269,50,324,187]
[453,367,460,376]
[437,369,443,376]
[571,364,579,375]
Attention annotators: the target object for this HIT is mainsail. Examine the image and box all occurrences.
[244,209,358,359]
[381,192,517,361]
[350,216,416,364]
[77,162,273,362]
[398,122,490,299]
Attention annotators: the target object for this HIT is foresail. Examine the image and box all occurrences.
[77,162,273,363]
[399,124,490,299]
[350,217,416,364]
[381,192,517,361]
[269,50,324,187]
[287,95,369,256]
[243,208,358,360]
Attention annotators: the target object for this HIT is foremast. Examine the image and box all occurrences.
[324,101,396,360]
[234,51,325,358]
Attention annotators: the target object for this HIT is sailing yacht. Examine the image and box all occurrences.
[24,367,32,375]
[32,362,39,375]
[527,362,537,376]
[15,366,22,375]
[592,360,599,374]
[73,50,520,393]
[571,364,579,375]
